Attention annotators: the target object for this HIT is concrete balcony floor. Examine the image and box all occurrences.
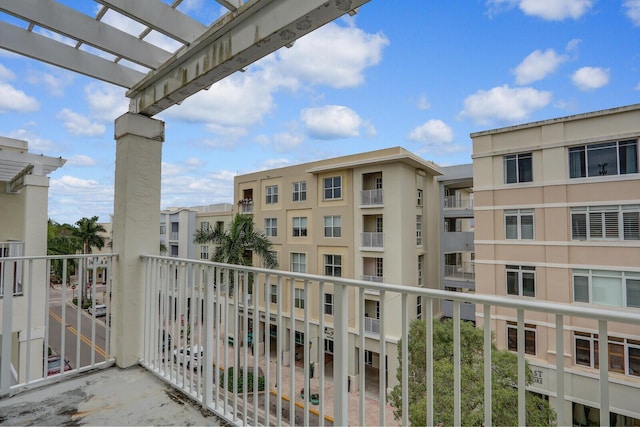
[0,366,223,426]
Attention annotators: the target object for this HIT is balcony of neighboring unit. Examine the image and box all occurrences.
[444,260,475,282]
[238,198,253,214]
[364,316,380,335]
[361,232,384,250]
[361,172,383,207]
[443,195,474,210]
[441,289,476,322]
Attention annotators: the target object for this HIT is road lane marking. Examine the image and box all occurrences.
[49,310,106,358]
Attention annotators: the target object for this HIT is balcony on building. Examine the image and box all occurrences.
[361,215,384,250]
[360,171,384,207]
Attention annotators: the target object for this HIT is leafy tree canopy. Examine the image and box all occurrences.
[388,318,556,426]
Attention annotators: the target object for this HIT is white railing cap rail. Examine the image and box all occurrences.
[1,253,119,262]
[140,254,640,326]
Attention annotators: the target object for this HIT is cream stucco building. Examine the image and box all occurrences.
[472,104,640,425]
[234,146,443,388]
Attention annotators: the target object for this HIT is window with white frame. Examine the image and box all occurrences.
[504,152,533,184]
[294,288,305,309]
[295,331,305,345]
[324,339,334,354]
[265,185,278,204]
[416,215,422,245]
[324,215,341,237]
[324,293,334,315]
[506,265,536,297]
[291,252,306,273]
[376,257,383,279]
[292,181,307,202]
[200,245,209,260]
[507,322,536,355]
[418,255,424,286]
[569,139,638,178]
[364,350,374,366]
[571,205,640,241]
[505,209,534,239]
[573,269,640,308]
[417,189,423,206]
[270,284,278,304]
[574,332,640,377]
[200,221,210,232]
[417,296,422,319]
[160,224,166,235]
[323,176,342,200]
[265,218,277,237]
[324,254,342,277]
[292,217,308,237]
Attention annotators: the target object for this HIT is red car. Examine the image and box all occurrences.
[46,355,72,375]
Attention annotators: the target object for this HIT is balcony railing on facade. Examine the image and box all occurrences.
[444,196,474,209]
[361,232,384,248]
[238,199,253,214]
[444,262,475,281]
[3,253,640,427]
[360,189,383,206]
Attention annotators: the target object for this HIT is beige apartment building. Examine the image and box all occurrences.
[472,104,640,425]
[234,147,442,389]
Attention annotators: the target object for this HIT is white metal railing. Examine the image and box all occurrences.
[0,241,24,297]
[361,275,384,283]
[139,256,640,427]
[361,232,384,248]
[361,189,383,206]
[0,254,117,396]
[444,262,475,280]
[444,196,474,209]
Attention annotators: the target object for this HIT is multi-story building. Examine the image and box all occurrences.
[472,104,640,425]
[438,164,475,321]
[234,146,443,389]
[193,203,234,262]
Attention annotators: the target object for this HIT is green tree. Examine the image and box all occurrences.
[47,220,81,284]
[193,214,277,269]
[388,318,556,426]
[72,216,106,299]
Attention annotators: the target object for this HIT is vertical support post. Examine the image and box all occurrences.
[483,304,492,427]
[333,283,349,426]
[517,309,525,427]
[555,314,565,425]
[453,301,461,426]
[598,320,610,426]
[112,112,164,367]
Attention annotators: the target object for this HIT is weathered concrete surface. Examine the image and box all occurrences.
[0,366,224,426]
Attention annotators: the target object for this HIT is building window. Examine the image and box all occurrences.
[292,217,308,237]
[324,215,342,237]
[504,152,533,184]
[270,285,278,304]
[324,176,342,200]
[294,288,305,309]
[265,218,277,237]
[160,224,166,235]
[215,221,224,233]
[416,215,422,245]
[574,332,640,377]
[200,246,209,260]
[506,265,536,297]
[507,322,536,355]
[324,254,342,277]
[291,252,306,273]
[265,185,278,204]
[417,189,423,206]
[569,139,638,178]
[200,221,210,232]
[505,209,534,239]
[324,339,334,354]
[417,255,424,286]
[417,296,422,319]
[376,258,384,279]
[571,205,640,241]
[324,293,334,315]
[364,350,374,366]
[292,181,307,202]
[573,269,640,308]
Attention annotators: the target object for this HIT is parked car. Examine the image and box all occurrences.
[88,304,107,317]
[46,355,72,376]
[173,345,203,370]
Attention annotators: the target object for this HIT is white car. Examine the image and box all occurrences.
[88,304,107,317]
[173,345,203,370]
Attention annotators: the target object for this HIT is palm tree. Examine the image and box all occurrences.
[72,216,106,299]
[47,220,81,285]
[193,214,277,268]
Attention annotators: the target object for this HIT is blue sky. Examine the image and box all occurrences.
[1,0,639,225]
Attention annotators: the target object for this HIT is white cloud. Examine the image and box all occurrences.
[571,66,610,90]
[49,175,114,223]
[513,49,567,84]
[67,155,97,166]
[25,69,75,97]
[624,0,640,25]
[459,85,552,125]
[300,105,364,139]
[8,129,58,153]
[408,119,453,144]
[417,94,431,110]
[57,108,106,136]
[276,21,389,89]
[272,130,305,152]
[0,63,15,81]
[487,0,593,20]
[636,82,640,90]
[0,83,39,113]
[84,83,129,122]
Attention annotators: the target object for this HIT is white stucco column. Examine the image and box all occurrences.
[112,113,164,368]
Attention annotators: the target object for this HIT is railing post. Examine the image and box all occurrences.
[333,283,349,425]
[1,258,14,395]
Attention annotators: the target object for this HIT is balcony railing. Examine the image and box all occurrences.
[238,199,253,214]
[444,262,475,280]
[361,232,384,248]
[361,275,384,283]
[444,196,474,209]
[361,189,383,206]
[3,254,640,427]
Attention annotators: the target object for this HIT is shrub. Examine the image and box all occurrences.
[221,367,265,392]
